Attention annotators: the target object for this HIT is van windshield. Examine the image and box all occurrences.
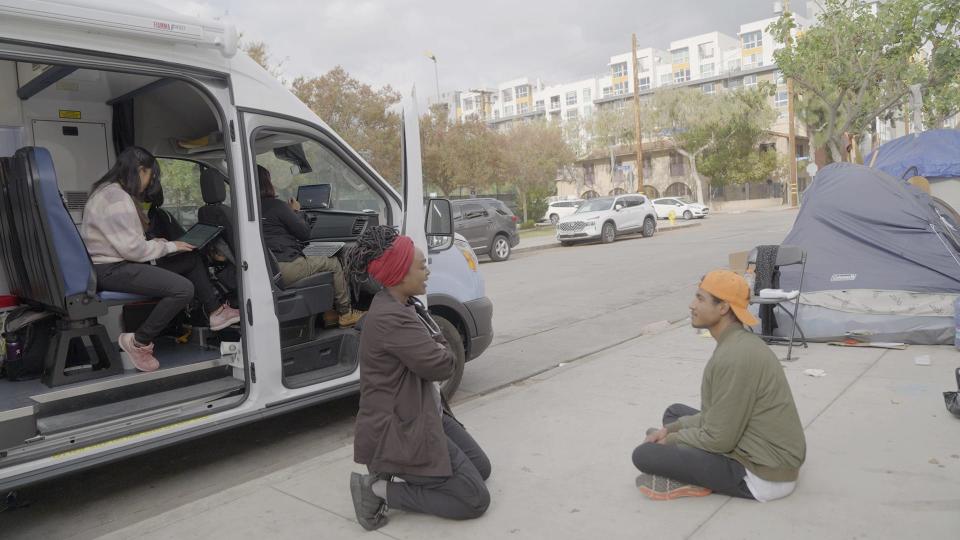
[575,199,613,213]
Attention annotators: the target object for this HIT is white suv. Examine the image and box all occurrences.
[556,195,658,245]
[543,199,583,225]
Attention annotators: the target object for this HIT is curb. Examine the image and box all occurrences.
[513,221,701,255]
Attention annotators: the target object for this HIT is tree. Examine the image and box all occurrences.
[291,67,402,187]
[499,120,576,222]
[644,87,779,204]
[420,105,502,196]
[770,0,960,162]
[242,40,285,82]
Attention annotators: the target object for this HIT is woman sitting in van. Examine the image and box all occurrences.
[257,165,362,327]
[345,226,491,530]
[80,146,241,372]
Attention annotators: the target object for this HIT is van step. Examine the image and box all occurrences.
[36,377,244,434]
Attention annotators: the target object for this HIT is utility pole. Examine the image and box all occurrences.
[784,0,799,207]
[631,33,645,194]
[426,52,441,107]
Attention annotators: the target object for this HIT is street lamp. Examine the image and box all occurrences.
[425,51,441,106]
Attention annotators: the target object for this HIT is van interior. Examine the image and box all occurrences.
[0,59,386,463]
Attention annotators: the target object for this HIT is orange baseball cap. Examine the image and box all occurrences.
[699,269,759,326]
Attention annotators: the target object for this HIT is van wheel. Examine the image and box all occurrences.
[642,217,656,237]
[683,210,693,220]
[490,234,511,261]
[434,315,465,400]
[601,222,616,244]
[549,214,560,225]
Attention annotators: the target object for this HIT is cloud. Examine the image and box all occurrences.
[155,0,789,101]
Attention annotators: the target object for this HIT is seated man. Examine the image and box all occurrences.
[632,269,806,502]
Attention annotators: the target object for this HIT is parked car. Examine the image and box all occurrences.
[652,197,709,220]
[556,195,657,245]
[542,199,583,224]
[451,198,520,261]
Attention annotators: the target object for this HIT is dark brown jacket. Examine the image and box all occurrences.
[354,290,455,477]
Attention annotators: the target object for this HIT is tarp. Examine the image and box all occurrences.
[864,129,960,180]
[779,163,960,294]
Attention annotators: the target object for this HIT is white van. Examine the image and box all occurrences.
[0,0,465,491]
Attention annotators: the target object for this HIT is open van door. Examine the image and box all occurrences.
[400,87,427,256]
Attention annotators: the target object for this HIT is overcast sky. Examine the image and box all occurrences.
[162,0,808,101]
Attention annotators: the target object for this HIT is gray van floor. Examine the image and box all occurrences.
[0,338,222,412]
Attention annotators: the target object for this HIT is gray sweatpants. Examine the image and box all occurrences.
[382,413,492,520]
[277,255,351,314]
[631,403,754,499]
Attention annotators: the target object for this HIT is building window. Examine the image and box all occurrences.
[698,42,715,59]
[727,58,741,72]
[566,91,578,105]
[743,74,757,87]
[583,163,595,185]
[518,102,530,114]
[535,99,545,112]
[612,62,628,77]
[775,90,789,107]
[660,73,673,85]
[741,30,762,50]
[502,88,513,102]
[550,95,561,109]
[583,105,593,117]
[516,85,529,98]
[602,86,612,97]
[503,104,514,117]
[670,153,686,176]
[493,109,500,119]
[566,109,578,120]
[613,81,628,95]
[671,47,689,64]
[638,77,651,91]
[702,82,715,94]
[775,70,785,85]
[583,88,592,102]
[642,155,652,178]
[700,63,715,77]
[728,77,742,89]
[463,98,474,111]
[673,69,691,83]
[637,56,649,71]
[744,52,762,66]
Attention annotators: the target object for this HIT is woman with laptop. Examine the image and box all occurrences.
[80,146,241,372]
[257,165,363,327]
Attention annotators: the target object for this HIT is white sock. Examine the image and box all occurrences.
[371,480,388,500]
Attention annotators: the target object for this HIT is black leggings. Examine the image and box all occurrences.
[632,403,754,499]
[382,413,492,520]
[95,252,221,344]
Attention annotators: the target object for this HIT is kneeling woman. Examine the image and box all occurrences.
[347,226,491,530]
[80,147,240,372]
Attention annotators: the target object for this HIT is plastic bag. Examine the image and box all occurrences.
[945,368,960,419]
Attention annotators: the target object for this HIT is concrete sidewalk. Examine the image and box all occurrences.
[516,220,701,254]
[102,325,960,540]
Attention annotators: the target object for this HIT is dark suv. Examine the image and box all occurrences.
[451,198,520,261]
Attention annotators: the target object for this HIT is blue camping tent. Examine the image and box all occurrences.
[865,129,960,180]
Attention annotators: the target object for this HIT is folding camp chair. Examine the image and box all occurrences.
[748,245,808,361]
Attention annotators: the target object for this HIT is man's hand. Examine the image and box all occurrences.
[644,427,669,445]
[288,198,301,212]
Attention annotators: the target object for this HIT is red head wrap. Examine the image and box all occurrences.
[367,235,415,287]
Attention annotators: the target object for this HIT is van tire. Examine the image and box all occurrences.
[642,217,656,237]
[490,234,511,262]
[434,315,465,400]
[601,222,616,244]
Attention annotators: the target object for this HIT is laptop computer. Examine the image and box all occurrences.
[297,184,332,210]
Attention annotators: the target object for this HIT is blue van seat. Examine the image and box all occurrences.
[5,147,146,386]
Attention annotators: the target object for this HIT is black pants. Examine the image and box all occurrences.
[632,403,754,499]
[383,413,492,520]
[95,252,221,344]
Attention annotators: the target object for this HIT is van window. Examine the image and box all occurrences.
[622,197,642,208]
[255,134,387,219]
[157,158,206,227]
[462,203,487,219]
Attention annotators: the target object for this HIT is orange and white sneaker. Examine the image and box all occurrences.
[118,333,159,372]
[636,474,712,500]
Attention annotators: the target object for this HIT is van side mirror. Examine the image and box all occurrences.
[614,204,624,212]
[426,198,454,251]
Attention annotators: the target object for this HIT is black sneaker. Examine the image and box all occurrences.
[350,472,388,530]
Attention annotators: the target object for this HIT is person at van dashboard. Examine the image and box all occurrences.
[346,226,491,531]
[257,165,363,327]
[80,147,241,372]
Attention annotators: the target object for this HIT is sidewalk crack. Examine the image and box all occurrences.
[269,486,401,539]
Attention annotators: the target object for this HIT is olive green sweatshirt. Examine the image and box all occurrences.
[665,325,806,482]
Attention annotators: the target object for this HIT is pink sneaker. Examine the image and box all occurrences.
[209,304,241,331]
[118,333,159,372]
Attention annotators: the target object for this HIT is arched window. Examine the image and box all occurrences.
[608,187,626,196]
[641,185,660,199]
[581,190,600,199]
[664,182,693,198]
